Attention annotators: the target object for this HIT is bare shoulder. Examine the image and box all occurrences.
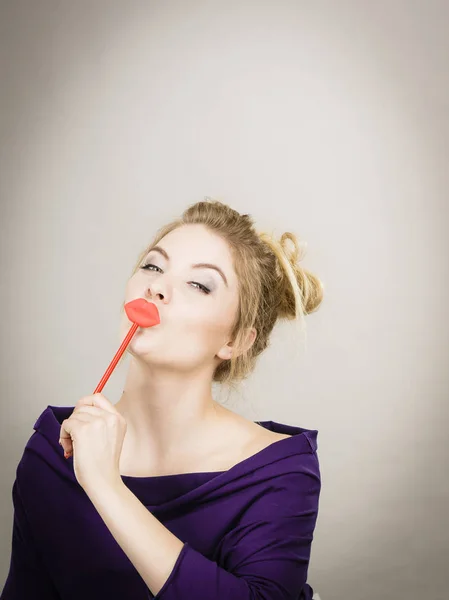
[237,410,292,439]
[251,421,292,446]
[224,413,293,461]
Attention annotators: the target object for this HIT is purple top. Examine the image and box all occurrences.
[1,405,321,600]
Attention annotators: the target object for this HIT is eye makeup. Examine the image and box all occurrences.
[140,263,212,295]
[145,246,228,287]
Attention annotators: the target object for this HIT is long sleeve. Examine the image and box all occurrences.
[0,478,61,600]
[154,452,321,600]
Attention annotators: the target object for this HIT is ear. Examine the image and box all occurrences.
[216,327,257,361]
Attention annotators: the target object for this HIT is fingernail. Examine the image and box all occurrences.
[64,451,70,459]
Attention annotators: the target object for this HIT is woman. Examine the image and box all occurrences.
[1,199,324,599]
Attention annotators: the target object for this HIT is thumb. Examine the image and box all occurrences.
[59,418,73,458]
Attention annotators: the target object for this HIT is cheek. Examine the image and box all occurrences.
[195,303,237,343]
[181,309,223,334]
[175,306,233,346]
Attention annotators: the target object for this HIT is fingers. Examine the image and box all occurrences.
[58,401,119,460]
[59,439,72,459]
[58,436,72,459]
[76,393,117,415]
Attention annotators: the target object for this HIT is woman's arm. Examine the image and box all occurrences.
[84,451,321,600]
[84,477,185,597]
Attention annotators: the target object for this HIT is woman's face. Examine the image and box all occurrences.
[120,224,241,374]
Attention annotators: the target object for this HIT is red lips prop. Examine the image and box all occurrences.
[93,299,160,393]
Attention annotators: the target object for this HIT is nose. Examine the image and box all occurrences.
[145,277,170,304]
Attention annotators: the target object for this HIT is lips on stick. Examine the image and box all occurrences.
[93,299,160,394]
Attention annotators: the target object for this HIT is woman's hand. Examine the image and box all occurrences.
[59,393,127,491]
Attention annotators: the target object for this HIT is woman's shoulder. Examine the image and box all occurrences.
[211,411,292,470]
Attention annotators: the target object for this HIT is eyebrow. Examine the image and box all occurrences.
[147,245,229,287]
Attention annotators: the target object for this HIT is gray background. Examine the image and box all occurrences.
[1,1,448,599]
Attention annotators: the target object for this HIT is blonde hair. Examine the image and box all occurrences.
[123,198,324,388]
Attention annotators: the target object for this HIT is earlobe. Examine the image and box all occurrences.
[216,327,257,361]
[216,344,233,361]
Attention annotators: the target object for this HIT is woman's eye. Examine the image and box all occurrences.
[141,263,161,273]
[190,282,211,294]
[140,264,211,295]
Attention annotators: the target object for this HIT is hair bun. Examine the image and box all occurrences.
[279,232,307,265]
[258,230,323,319]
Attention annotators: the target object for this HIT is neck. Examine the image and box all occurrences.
[115,357,228,465]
